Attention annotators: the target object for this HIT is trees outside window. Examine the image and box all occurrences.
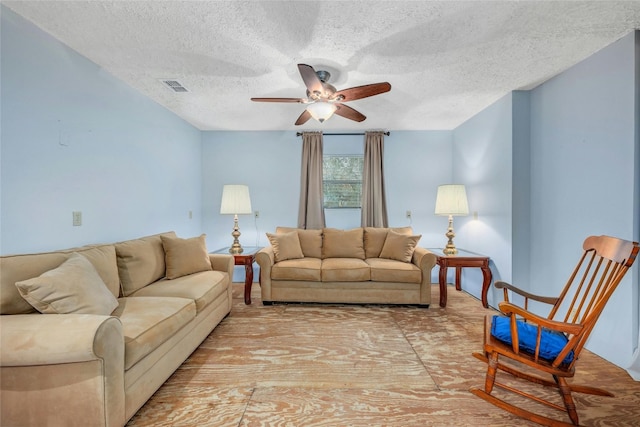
[323,155,363,208]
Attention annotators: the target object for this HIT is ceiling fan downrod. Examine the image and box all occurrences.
[315,70,330,82]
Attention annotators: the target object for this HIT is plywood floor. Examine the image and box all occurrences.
[127,283,640,426]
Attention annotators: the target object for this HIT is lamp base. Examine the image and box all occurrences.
[443,245,458,256]
[228,214,244,254]
[442,214,458,255]
[229,244,244,255]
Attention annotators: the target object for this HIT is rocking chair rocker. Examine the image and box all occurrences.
[470,235,638,426]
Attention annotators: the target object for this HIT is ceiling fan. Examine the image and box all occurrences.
[251,64,391,125]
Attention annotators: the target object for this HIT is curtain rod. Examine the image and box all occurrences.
[296,131,390,137]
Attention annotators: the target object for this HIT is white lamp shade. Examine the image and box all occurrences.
[307,101,337,123]
[434,184,469,216]
[220,185,252,215]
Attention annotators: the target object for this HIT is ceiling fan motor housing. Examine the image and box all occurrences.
[306,70,337,100]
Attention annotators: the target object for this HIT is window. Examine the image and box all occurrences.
[323,155,363,208]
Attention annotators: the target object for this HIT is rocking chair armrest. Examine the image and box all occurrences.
[498,302,584,336]
[495,281,558,305]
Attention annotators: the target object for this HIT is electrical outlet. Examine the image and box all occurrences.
[255,210,260,218]
[406,210,412,219]
[72,211,82,226]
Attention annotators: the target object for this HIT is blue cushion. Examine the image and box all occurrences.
[490,315,574,364]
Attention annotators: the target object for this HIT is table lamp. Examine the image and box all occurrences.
[220,184,252,254]
[434,184,469,255]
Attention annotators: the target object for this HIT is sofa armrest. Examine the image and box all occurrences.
[255,247,275,302]
[1,314,125,427]
[209,253,234,279]
[412,247,438,306]
[1,314,123,366]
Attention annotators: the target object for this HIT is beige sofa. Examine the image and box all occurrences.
[0,232,234,427]
[256,227,437,306]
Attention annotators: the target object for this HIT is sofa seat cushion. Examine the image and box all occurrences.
[272,258,321,281]
[130,270,228,314]
[112,296,195,370]
[367,258,422,284]
[321,258,370,282]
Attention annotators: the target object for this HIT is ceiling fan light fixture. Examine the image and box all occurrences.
[307,101,337,123]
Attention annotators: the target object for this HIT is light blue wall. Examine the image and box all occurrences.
[452,31,639,369]
[452,93,514,307]
[0,7,203,254]
[201,131,299,252]
[384,131,454,247]
[201,130,454,253]
[633,31,640,379]
[528,31,639,367]
[451,91,532,308]
[510,91,532,293]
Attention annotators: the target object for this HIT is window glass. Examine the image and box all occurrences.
[323,155,363,208]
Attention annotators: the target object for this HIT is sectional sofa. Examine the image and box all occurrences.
[257,226,437,306]
[0,232,234,427]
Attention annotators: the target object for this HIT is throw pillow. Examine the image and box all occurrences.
[15,252,119,315]
[276,227,323,258]
[266,231,304,262]
[379,230,422,263]
[364,227,413,258]
[322,228,365,259]
[490,315,574,364]
[161,234,212,279]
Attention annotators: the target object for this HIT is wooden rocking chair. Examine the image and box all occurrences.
[470,235,639,426]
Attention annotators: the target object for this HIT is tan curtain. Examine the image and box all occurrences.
[298,131,326,229]
[361,131,388,227]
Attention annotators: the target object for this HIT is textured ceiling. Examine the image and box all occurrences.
[4,1,640,131]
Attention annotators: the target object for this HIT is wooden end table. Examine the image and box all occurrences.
[212,246,262,305]
[429,248,492,308]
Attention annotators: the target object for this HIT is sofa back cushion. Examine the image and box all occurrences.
[364,227,413,258]
[322,228,365,259]
[0,244,119,315]
[115,232,176,296]
[276,227,323,259]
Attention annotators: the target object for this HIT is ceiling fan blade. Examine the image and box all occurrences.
[251,97,306,103]
[295,109,312,126]
[334,104,366,122]
[333,82,391,102]
[297,64,323,96]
